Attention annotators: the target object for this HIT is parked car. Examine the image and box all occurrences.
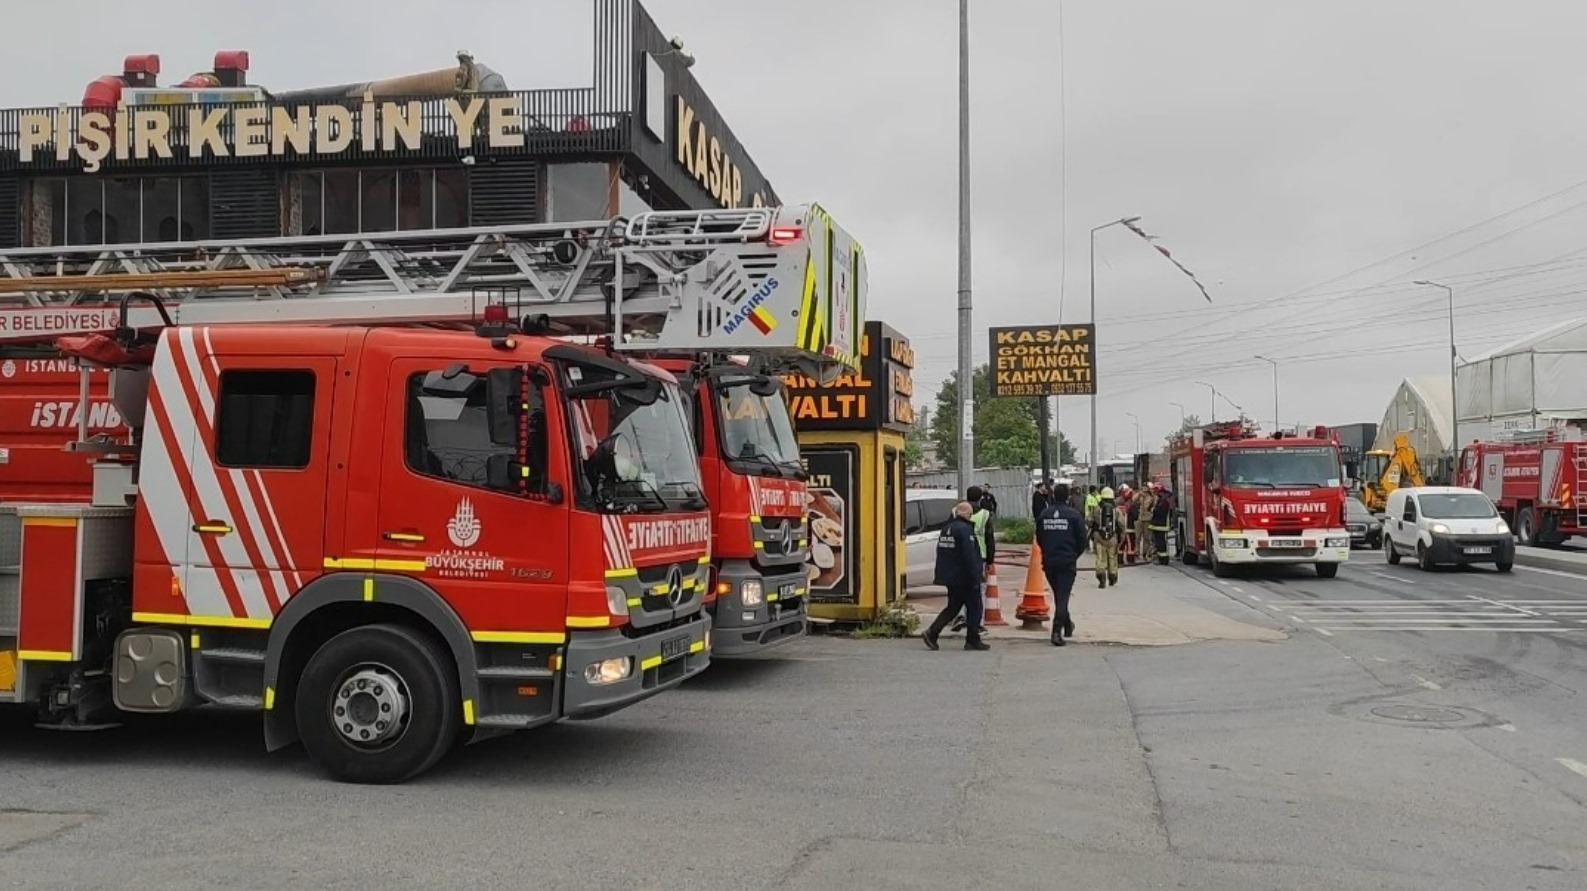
[1383,486,1514,572]
[904,488,960,588]
[1345,497,1383,549]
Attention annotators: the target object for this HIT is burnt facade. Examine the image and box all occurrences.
[0,0,778,249]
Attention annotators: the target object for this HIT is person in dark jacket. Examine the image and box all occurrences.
[1031,480,1053,520]
[1036,483,1089,647]
[922,502,990,651]
[951,485,998,635]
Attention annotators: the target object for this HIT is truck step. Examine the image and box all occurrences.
[476,665,556,681]
[207,693,264,709]
[474,713,542,729]
[200,647,266,665]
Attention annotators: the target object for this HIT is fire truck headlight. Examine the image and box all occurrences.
[584,657,633,685]
[1325,537,1349,548]
[1218,537,1247,549]
[1430,523,1451,535]
[606,586,628,616]
[740,579,764,607]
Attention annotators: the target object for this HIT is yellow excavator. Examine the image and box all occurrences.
[1360,433,1425,512]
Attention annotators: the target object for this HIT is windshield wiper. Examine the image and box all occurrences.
[1229,481,1276,488]
[608,478,669,513]
[734,447,788,479]
[673,479,709,511]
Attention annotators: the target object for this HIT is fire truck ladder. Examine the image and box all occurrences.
[0,205,862,380]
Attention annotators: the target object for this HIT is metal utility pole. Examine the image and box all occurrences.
[1089,215,1140,486]
[1126,411,1141,454]
[1254,355,1279,432]
[1170,401,1186,427]
[955,0,974,494]
[1037,397,1052,482]
[1414,280,1457,448]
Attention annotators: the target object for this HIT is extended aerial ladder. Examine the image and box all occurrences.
[0,204,866,382]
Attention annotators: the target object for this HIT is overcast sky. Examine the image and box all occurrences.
[12,0,1587,459]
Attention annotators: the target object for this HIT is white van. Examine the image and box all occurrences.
[904,488,960,588]
[1383,486,1514,572]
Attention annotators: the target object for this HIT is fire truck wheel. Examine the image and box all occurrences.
[1315,562,1339,579]
[1515,508,1536,546]
[295,623,461,785]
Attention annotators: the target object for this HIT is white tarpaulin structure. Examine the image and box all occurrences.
[1455,316,1587,444]
[1374,376,1453,480]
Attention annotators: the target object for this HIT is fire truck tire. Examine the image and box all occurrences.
[295,624,461,785]
[1315,562,1339,579]
[1210,547,1233,578]
[1515,508,1537,546]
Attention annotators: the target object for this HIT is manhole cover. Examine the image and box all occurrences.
[1370,705,1466,724]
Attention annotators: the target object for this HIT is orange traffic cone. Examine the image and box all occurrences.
[1014,541,1051,630]
[983,565,1008,626]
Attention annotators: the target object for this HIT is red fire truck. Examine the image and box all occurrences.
[1456,428,1587,546]
[1169,420,1351,578]
[0,205,858,783]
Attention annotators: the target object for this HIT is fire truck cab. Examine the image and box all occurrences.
[1456,427,1587,546]
[1170,420,1351,578]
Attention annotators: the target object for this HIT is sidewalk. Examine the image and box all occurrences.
[907,545,1287,647]
[1514,544,1587,575]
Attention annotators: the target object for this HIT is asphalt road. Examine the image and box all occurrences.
[3,556,1586,889]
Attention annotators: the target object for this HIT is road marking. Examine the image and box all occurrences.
[1312,627,1578,633]
[1411,675,1442,691]
[1497,723,1517,732]
[1558,758,1587,780]
[1248,593,1263,601]
[1374,657,1389,662]
[1516,564,1587,580]
[1232,586,1244,593]
[1466,595,1540,617]
[1313,627,1333,636]
[1371,571,1415,584]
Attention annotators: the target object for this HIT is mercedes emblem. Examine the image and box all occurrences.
[665,565,686,607]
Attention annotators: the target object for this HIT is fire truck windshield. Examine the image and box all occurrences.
[715,377,801,477]
[568,375,704,512]
[1222,446,1341,488]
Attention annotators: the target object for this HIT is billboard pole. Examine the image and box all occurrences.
[956,0,974,494]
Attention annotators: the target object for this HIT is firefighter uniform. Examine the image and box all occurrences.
[1149,485,1174,565]
[1089,488,1127,587]
[1136,488,1157,562]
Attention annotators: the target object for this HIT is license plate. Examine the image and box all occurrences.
[660,634,691,662]
[779,582,799,599]
[1463,547,1490,555]
[1268,539,1305,548]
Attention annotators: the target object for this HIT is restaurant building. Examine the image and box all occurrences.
[0,0,779,248]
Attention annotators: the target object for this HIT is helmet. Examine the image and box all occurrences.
[1100,487,1115,500]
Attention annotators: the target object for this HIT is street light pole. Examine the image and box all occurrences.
[1194,380,1217,422]
[1089,215,1140,486]
[954,0,974,495]
[1254,355,1279,432]
[1169,401,1186,427]
[1126,411,1141,454]
[1414,280,1457,449]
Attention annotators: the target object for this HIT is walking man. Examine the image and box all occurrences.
[922,502,990,651]
[1090,486,1127,587]
[950,485,997,635]
[1036,484,1088,647]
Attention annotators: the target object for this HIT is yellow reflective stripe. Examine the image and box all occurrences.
[17,649,73,661]
[551,654,563,670]
[567,616,612,628]
[471,630,567,645]
[753,541,765,550]
[796,251,819,352]
[767,594,779,602]
[194,523,233,535]
[462,699,476,726]
[640,655,663,671]
[626,597,643,608]
[190,633,201,650]
[323,557,427,573]
[22,517,77,528]
[748,514,762,524]
[698,555,711,565]
[604,567,639,579]
[132,611,271,630]
[689,640,705,654]
[264,686,276,710]
[362,577,375,602]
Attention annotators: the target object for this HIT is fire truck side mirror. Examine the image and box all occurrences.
[485,367,526,447]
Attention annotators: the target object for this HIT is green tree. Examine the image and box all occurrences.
[931,366,1076,471]
[1164,414,1204,447]
[904,405,930,469]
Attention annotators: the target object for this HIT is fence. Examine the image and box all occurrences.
[904,467,1036,520]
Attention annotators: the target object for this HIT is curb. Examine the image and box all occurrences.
[1514,548,1587,575]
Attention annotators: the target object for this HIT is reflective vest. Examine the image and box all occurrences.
[970,509,990,559]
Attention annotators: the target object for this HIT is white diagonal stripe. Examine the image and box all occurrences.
[166,329,270,620]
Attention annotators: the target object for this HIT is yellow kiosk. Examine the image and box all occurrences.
[783,321,915,623]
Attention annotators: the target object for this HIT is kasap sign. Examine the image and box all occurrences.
[988,324,1096,397]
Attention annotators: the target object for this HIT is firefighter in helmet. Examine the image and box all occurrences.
[1089,487,1127,587]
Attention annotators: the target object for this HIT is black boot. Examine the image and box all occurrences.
[922,629,940,651]
[1108,574,1118,587]
[1096,575,1106,589]
[1064,617,1076,638]
[965,638,991,651]
[1050,628,1066,647]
